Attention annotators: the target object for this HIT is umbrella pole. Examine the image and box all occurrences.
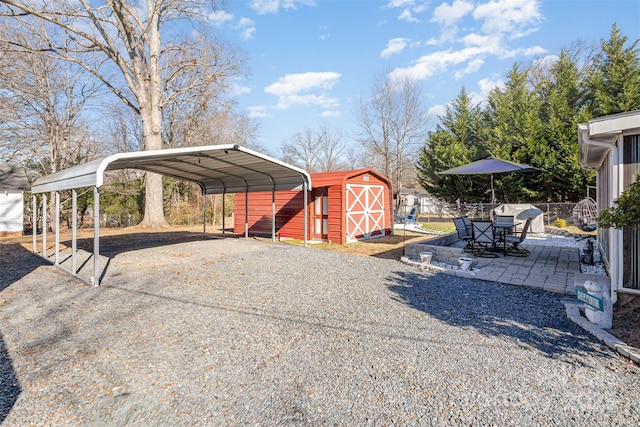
[491,173,495,213]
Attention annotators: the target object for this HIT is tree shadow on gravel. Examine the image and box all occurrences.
[386,270,614,363]
[0,331,20,423]
[0,243,48,292]
[66,231,216,258]
[0,244,47,422]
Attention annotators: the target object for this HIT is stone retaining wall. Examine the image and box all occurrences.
[405,232,467,265]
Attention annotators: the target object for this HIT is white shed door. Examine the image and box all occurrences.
[346,184,385,242]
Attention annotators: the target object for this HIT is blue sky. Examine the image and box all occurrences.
[209,0,640,154]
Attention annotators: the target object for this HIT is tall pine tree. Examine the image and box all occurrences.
[585,23,640,116]
[484,65,544,202]
[535,50,594,201]
[416,87,486,203]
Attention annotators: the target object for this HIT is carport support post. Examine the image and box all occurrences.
[55,191,60,265]
[32,194,36,253]
[222,193,226,236]
[303,181,308,247]
[72,189,77,274]
[271,189,276,243]
[93,187,100,286]
[202,192,206,238]
[42,193,47,259]
[244,191,249,239]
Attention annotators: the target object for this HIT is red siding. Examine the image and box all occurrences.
[233,191,306,238]
[326,184,343,244]
[233,168,393,243]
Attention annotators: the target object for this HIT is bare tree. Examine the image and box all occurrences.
[280,128,317,172]
[0,25,99,171]
[315,124,347,172]
[280,124,348,173]
[356,72,430,202]
[0,0,246,227]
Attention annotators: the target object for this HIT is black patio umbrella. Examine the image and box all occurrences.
[438,157,540,208]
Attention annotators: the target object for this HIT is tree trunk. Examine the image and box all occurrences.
[139,109,168,228]
[138,12,168,229]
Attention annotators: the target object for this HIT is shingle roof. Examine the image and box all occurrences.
[0,163,30,191]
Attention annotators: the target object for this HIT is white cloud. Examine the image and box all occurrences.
[319,26,330,40]
[388,47,484,81]
[250,0,315,15]
[236,17,256,40]
[401,0,543,81]
[454,58,484,79]
[431,0,474,27]
[398,9,420,22]
[322,110,342,117]
[229,82,251,97]
[266,72,340,96]
[533,54,559,69]
[428,104,447,118]
[242,27,256,40]
[248,105,270,118]
[208,9,234,26]
[265,72,341,110]
[381,38,410,58]
[386,0,415,7]
[522,46,547,56]
[249,0,279,14]
[274,94,339,110]
[468,76,505,105]
[385,0,429,23]
[427,26,459,45]
[473,0,542,36]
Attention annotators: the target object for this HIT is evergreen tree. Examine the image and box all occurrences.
[484,65,544,202]
[536,50,594,201]
[585,23,640,116]
[416,87,486,203]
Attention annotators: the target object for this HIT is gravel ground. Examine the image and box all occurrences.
[1,236,639,426]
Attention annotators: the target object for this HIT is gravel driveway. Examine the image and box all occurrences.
[1,236,638,425]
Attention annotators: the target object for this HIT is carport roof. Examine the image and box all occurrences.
[31,144,312,194]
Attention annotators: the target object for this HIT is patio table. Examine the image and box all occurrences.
[494,221,521,255]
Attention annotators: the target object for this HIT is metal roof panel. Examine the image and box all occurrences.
[31,145,312,194]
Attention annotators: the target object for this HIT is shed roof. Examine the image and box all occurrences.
[310,168,392,188]
[0,163,30,191]
[31,144,312,194]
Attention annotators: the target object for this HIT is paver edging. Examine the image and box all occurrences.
[561,297,640,365]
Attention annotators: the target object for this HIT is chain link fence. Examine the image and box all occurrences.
[416,201,580,227]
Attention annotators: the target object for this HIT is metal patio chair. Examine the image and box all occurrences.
[471,220,499,258]
[504,218,532,256]
[453,216,473,252]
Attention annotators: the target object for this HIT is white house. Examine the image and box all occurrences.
[0,163,30,237]
[578,110,640,303]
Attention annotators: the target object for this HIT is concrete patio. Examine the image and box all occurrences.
[404,232,609,295]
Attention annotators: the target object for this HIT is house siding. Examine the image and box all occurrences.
[622,135,640,289]
[0,192,24,236]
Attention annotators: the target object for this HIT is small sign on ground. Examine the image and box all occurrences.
[576,288,604,311]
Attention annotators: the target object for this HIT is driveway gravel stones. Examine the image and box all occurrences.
[0,237,638,425]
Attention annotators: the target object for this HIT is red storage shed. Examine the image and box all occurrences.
[234,168,393,244]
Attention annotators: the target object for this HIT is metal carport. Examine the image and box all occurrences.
[30,144,312,286]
